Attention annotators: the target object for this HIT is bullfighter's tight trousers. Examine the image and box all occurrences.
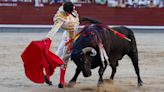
[56,31,70,86]
[59,64,67,85]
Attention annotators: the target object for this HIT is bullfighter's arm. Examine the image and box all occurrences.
[46,10,68,40]
[46,18,64,40]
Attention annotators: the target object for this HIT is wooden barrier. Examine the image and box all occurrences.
[0,3,164,26]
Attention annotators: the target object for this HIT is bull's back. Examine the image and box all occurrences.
[108,26,137,61]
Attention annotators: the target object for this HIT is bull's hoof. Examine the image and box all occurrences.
[67,81,76,88]
[97,81,103,87]
[44,76,52,86]
[138,81,143,87]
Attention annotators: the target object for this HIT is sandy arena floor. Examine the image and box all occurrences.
[0,32,164,92]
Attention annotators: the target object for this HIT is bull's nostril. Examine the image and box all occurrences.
[84,74,90,77]
[83,71,91,77]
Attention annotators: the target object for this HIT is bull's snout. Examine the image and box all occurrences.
[83,71,92,77]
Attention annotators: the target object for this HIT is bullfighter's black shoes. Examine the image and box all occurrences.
[44,75,52,86]
[58,83,64,88]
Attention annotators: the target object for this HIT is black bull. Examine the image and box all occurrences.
[69,24,143,87]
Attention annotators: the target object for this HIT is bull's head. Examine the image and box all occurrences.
[73,47,97,77]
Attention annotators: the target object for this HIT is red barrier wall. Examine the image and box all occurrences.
[0,3,164,26]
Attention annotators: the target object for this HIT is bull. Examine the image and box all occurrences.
[68,18,143,87]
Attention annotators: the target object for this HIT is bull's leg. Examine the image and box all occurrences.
[110,62,118,80]
[133,62,143,87]
[128,52,143,87]
[98,65,107,85]
[68,67,81,87]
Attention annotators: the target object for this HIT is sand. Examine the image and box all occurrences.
[0,32,164,92]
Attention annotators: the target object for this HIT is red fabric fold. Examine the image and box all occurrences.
[21,38,64,83]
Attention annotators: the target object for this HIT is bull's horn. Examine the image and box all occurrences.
[82,47,97,56]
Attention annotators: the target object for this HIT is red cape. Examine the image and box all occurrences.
[21,38,64,83]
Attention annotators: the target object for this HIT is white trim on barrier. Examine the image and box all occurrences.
[109,25,164,29]
[1,24,164,29]
[0,24,52,28]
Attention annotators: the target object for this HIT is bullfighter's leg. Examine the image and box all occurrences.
[43,62,52,86]
[44,71,52,86]
[98,64,107,85]
[56,43,66,88]
[128,52,143,87]
[68,67,81,87]
[58,51,71,88]
[56,31,70,88]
